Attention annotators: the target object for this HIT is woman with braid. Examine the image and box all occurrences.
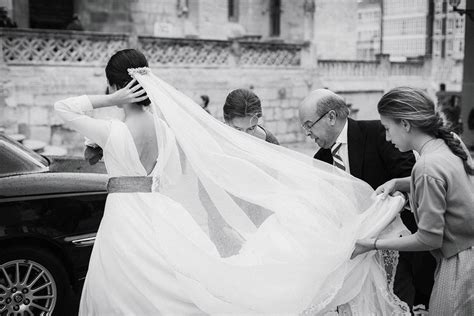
[352,87,474,315]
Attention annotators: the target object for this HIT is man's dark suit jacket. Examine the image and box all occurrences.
[314,118,415,190]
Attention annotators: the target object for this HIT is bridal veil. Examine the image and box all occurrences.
[128,67,409,315]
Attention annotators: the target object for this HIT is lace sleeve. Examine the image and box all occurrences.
[54,95,111,148]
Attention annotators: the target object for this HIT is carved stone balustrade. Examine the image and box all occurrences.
[139,37,231,66]
[318,59,427,78]
[0,28,128,65]
[317,60,381,77]
[390,61,425,76]
[0,29,306,68]
[238,41,302,67]
[0,29,428,76]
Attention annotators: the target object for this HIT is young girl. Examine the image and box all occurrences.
[223,89,279,144]
[352,87,474,315]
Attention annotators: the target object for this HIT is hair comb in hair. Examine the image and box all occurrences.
[127,67,151,77]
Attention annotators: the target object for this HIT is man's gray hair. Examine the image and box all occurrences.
[316,94,350,119]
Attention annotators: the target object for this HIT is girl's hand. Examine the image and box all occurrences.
[351,239,375,259]
[373,179,397,199]
[110,79,148,106]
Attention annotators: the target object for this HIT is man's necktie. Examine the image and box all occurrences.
[331,142,346,171]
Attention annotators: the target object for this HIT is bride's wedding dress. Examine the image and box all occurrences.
[55,69,409,315]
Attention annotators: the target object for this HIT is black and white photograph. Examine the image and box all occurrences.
[0,0,473,315]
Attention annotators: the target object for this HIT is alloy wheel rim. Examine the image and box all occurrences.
[0,260,56,316]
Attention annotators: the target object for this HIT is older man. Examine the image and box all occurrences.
[298,89,435,313]
[299,89,416,189]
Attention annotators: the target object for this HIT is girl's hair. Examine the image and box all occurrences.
[223,89,262,121]
[105,49,151,107]
[378,86,473,175]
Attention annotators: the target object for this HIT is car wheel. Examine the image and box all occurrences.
[0,246,74,316]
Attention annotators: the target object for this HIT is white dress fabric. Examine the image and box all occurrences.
[55,97,204,315]
[55,70,409,315]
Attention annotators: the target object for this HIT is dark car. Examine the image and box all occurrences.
[0,134,108,315]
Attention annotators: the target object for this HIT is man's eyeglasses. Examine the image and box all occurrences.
[302,110,331,133]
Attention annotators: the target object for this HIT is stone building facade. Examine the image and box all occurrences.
[0,30,312,154]
[430,0,465,92]
[0,0,470,154]
[432,0,465,60]
[2,0,312,42]
[313,0,358,60]
[0,0,316,154]
[382,0,433,59]
[356,0,382,60]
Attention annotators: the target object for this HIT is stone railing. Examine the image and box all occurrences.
[237,41,302,67]
[317,60,381,77]
[0,29,306,68]
[317,59,426,77]
[390,61,425,76]
[0,29,129,66]
[138,36,232,66]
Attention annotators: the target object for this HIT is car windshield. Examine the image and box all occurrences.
[0,135,49,176]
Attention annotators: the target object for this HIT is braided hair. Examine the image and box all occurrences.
[377,87,473,175]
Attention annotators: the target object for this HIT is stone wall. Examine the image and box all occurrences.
[431,58,464,91]
[76,0,133,33]
[53,0,309,41]
[1,0,307,41]
[238,0,268,38]
[1,66,310,155]
[0,29,311,155]
[75,0,192,36]
[0,28,462,156]
[313,0,358,60]
[316,56,434,119]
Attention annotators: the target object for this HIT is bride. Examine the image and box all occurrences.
[55,49,409,315]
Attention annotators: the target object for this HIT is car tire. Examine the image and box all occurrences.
[0,246,75,316]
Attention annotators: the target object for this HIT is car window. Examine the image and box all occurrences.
[0,137,49,176]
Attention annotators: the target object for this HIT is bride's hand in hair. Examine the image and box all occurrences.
[110,78,148,106]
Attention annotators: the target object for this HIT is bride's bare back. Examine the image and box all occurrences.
[125,111,159,175]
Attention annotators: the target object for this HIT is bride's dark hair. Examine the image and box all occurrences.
[105,49,151,107]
